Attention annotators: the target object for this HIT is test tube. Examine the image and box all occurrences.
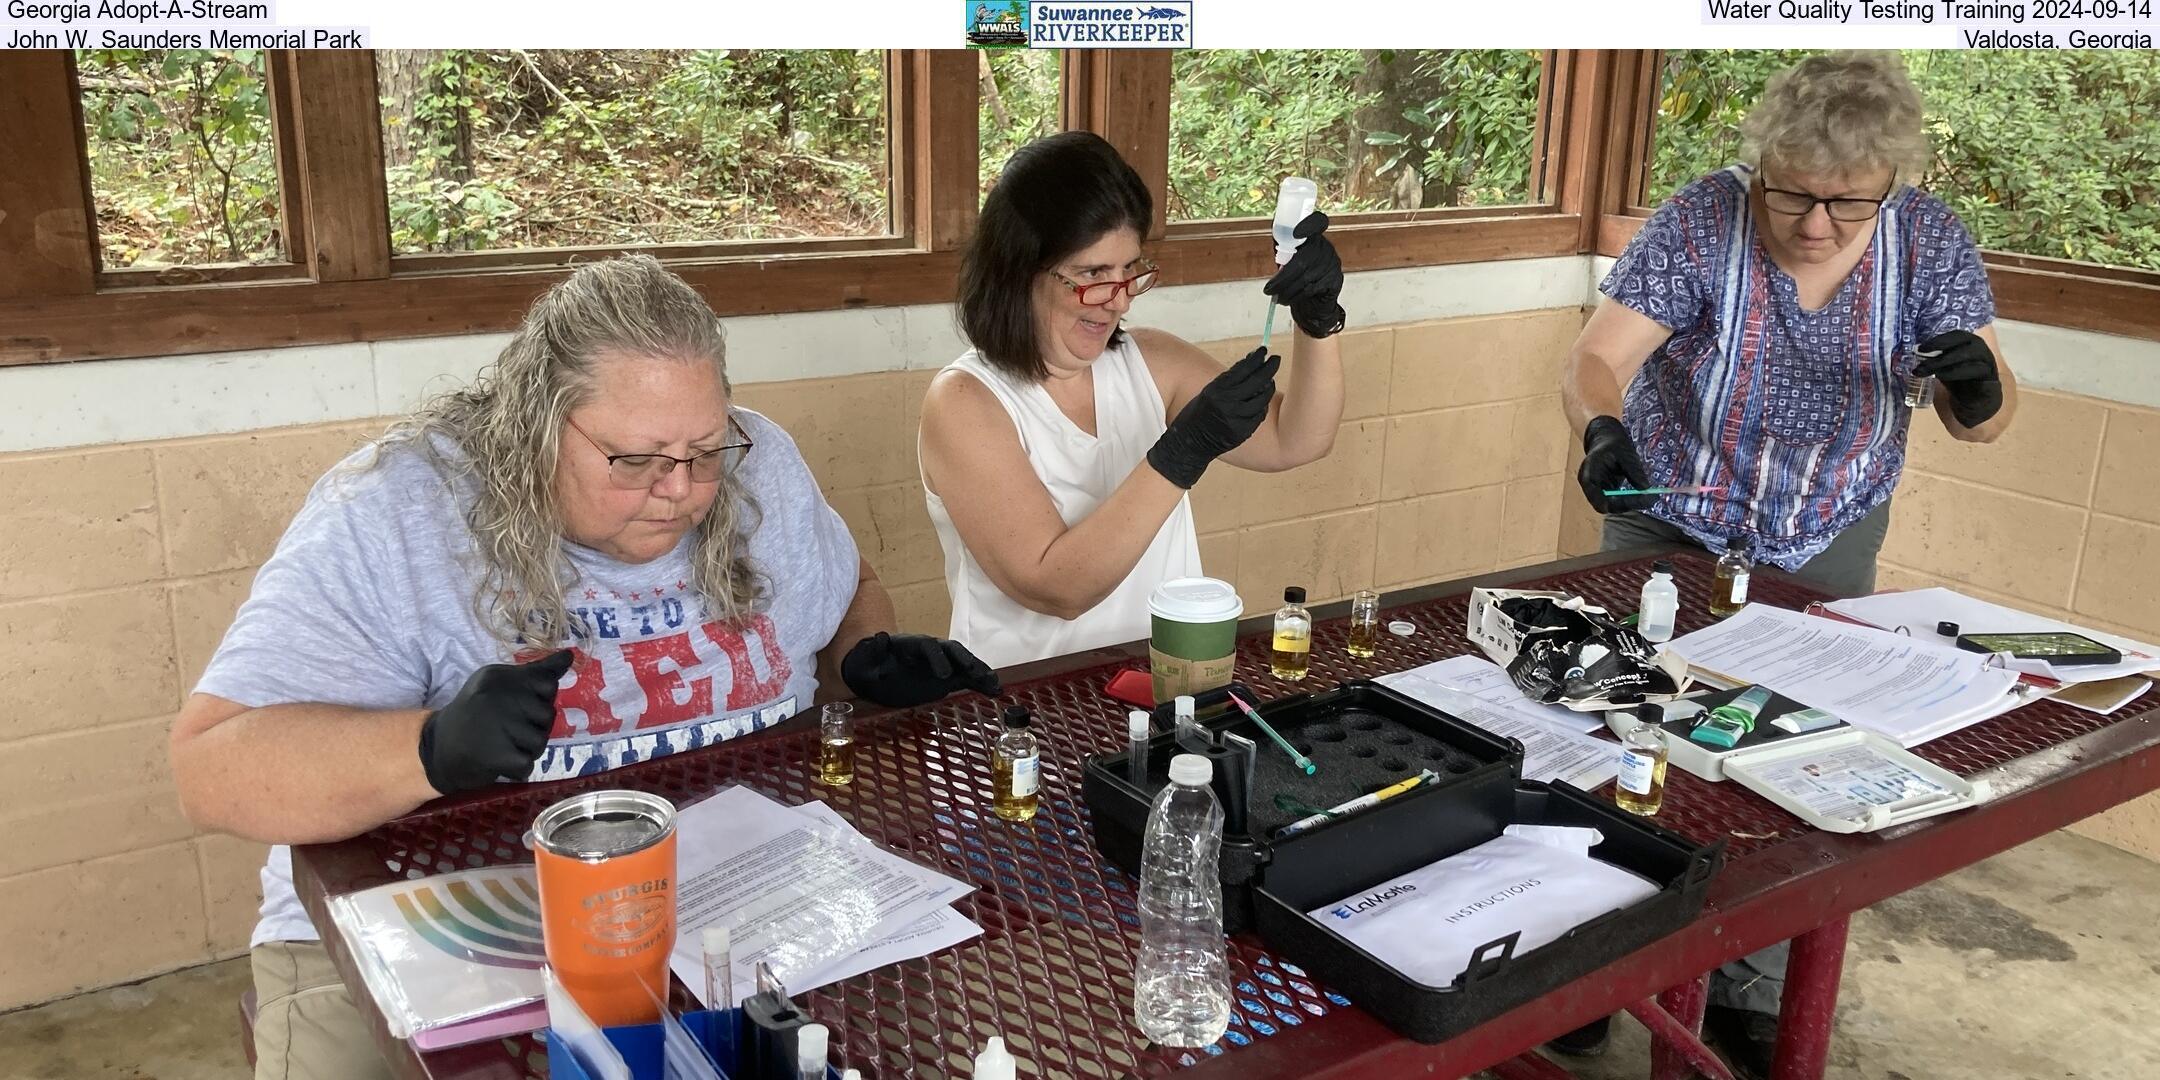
[1902,351,1937,409]
[1126,709,1152,786]
[1347,589,1381,658]
[1173,695,1197,742]
[797,1023,829,1080]
[701,925,733,1009]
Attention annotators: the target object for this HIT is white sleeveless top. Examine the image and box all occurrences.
[924,335,1204,670]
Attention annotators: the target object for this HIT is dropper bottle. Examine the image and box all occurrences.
[973,1035,1017,1080]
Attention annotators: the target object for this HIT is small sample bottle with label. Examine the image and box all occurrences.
[1271,586,1312,680]
[992,705,1041,822]
[1710,537,1752,618]
[1616,722,1669,816]
[1345,589,1381,658]
[1127,709,1153,787]
[1637,560,1679,643]
[817,701,855,786]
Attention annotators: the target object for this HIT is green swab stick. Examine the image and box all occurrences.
[1261,300,1278,352]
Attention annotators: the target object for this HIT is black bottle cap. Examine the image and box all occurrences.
[1001,705,1031,729]
[1938,621,1960,637]
[1653,560,1675,575]
[1284,586,1307,604]
[1725,536,1747,552]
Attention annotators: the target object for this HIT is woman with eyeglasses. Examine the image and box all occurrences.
[1553,52,2016,1074]
[919,131,1349,668]
[170,255,998,1079]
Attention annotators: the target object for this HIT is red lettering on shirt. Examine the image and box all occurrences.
[702,614,790,709]
[549,648,625,737]
[621,632,715,730]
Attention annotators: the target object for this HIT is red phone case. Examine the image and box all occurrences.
[1104,668,1154,708]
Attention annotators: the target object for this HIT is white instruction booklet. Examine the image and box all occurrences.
[1307,834,1660,989]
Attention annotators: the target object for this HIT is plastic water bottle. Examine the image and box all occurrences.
[1134,753,1231,1047]
[1638,559,1678,643]
[1271,177,1318,267]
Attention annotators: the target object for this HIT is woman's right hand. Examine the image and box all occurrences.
[1146,346,1282,489]
[417,649,574,794]
[1577,415,1657,514]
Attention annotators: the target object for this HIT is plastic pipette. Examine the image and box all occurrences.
[1226,691,1316,775]
[1602,485,1727,497]
[1261,300,1279,352]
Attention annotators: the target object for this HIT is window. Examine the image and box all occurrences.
[75,48,286,270]
[374,50,892,254]
[1165,50,1543,222]
[977,49,1061,199]
[1648,50,2160,273]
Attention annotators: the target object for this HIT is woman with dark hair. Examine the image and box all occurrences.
[919,131,1349,668]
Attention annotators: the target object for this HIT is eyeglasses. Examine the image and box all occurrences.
[1052,259,1160,306]
[1758,177,1895,222]
[565,412,754,490]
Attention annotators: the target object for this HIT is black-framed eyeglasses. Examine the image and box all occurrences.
[1757,176,1896,222]
[1052,259,1160,306]
[566,412,754,489]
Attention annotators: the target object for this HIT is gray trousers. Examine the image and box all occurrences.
[1600,500,1892,1014]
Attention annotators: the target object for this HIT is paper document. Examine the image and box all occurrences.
[2051,676,2153,715]
[664,786,972,1005]
[1666,605,2024,748]
[1308,834,1658,988]
[1380,666,1621,791]
[1385,654,1603,732]
[1825,588,2160,685]
[1746,745,1956,824]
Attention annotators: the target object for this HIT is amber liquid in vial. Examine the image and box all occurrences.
[990,754,1039,821]
[817,736,856,786]
[1345,620,1380,659]
[1270,628,1312,679]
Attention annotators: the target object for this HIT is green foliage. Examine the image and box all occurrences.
[1165,50,1540,220]
[979,50,1060,199]
[77,49,283,268]
[1649,50,2160,272]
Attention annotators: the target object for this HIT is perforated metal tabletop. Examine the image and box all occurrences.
[293,549,2160,1080]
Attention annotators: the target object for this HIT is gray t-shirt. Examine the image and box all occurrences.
[197,408,859,943]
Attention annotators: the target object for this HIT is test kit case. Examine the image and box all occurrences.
[1081,680,1723,1043]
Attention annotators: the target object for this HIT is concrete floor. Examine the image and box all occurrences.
[2,830,2155,1080]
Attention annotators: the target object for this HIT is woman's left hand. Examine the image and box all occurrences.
[1915,330,2003,428]
[842,632,1002,707]
[1264,211,1346,339]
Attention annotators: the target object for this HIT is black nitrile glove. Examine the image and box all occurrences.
[1577,415,1656,515]
[1146,346,1281,489]
[842,632,1002,708]
[417,649,573,795]
[1263,211,1346,339]
[1913,330,2003,429]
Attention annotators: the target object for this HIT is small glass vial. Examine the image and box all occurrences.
[1345,589,1381,658]
[817,701,855,786]
[1615,720,1669,816]
[1127,709,1153,787]
[1271,586,1312,680]
[1903,367,1937,410]
[1638,560,1679,643]
[1710,537,1752,618]
[991,705,1041,822]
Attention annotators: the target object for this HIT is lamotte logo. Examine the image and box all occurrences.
[1328,882,1417,920]
[1023,1,1191,47]
[965,1,1029,47]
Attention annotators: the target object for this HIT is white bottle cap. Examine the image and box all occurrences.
[1128,710,1152,739]
[1169,753,1213,786]
[701,925,729,954]
[1174,695,1196,718]
[843,1072,862,1080]
[973,1035,1017,1080]
[798,1023,828,1064]
[1387,620,1417,637]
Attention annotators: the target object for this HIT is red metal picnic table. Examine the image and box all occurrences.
[293,548,2160,1080]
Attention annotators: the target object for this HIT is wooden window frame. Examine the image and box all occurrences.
[10,46,2154,366]
[1594,49,2160,344]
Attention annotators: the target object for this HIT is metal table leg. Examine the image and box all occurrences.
[1648,973,1713,1080]
[1771,916,1851,1080]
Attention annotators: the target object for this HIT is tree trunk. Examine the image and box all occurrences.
[376,50,473,184]
[980,52,1013,130]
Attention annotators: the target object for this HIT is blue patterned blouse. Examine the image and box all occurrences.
[1600,166,1997,571]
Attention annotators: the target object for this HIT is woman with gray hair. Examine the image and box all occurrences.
[169,254,997,1078]
[1554,52,2016,1074]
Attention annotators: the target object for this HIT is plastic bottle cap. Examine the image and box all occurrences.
[974,1035,1017,1080]
[1168,753,1213,786]
[1128,710,1152,739]
[1387,620,1417,637]
[1653,560,1675,575]
[1726,536,1747,552]
[1938,621,1960,637]
[1174,695,1196,718]
[843,1072,862,1080]
[1002,705,1031,729]
[1284,586,1306,604]
[702,925,729,954]
[798,1023,828,1061]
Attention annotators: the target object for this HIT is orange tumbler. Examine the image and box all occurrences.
[529,790,678,1027]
